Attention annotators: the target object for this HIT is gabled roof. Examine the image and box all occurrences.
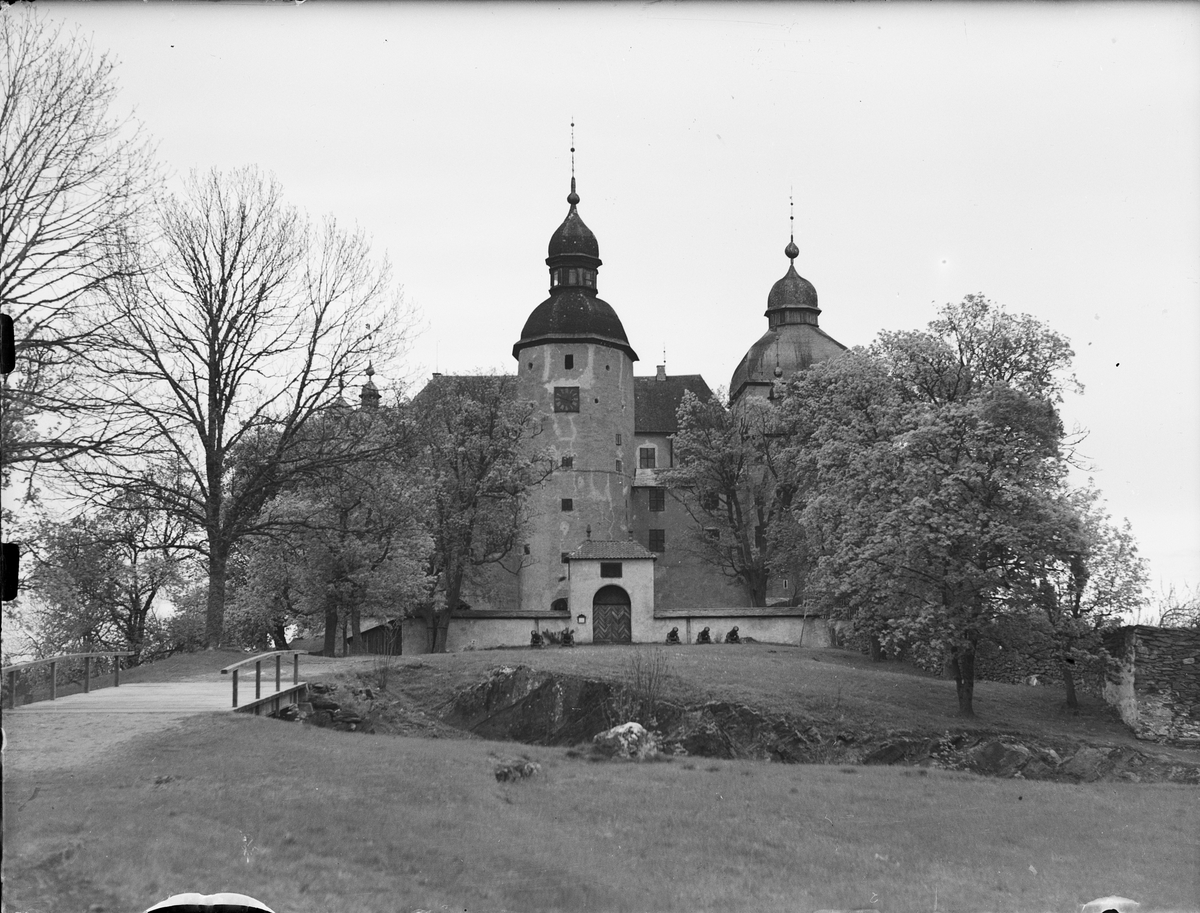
[567,539,657,561]
[634,374,714,434]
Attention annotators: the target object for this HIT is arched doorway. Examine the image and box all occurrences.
[592,585,632,645]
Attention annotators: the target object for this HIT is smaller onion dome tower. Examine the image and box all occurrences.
[513,174,637,614]
[729,216,846,404]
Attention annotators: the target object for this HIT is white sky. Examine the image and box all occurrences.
[38,1,1200,598]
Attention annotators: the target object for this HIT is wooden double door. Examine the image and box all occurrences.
[592,585,632,644]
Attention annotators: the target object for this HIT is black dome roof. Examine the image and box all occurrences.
[514,288,637,361]
[548,206,599,260]
[767,262,819,313]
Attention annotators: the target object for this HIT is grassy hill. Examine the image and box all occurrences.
[4,644,1197,913]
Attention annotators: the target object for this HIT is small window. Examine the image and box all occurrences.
[551,272,561,287]
[561,552,570,564]
[553,386,580,413]
[639,447,656,469]
[551,597,569,612]
[561,455,574,470]
[649,529,665,552]
[561,498,573,511]
[615,433,622,445]
[700,492,720,511]
[565,354,574,370]
[705,527,720,540]
[649,489,665,511]
[615,459,623,472]
[600,562,623,578]
[584,271,595,288]
[782,578,789,590]
[523,544,530,555]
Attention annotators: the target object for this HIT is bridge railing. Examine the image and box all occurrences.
[220,651,307,710]
[2,652,135,709]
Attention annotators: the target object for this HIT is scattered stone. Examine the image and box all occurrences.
[968,740,1033,778]
[593,722,659,759]
[309,695,340,712]
[308,682,337,694]
[494,759,541,782]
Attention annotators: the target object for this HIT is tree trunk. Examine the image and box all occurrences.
[349,609,363,655]
[322,603,339,657]
[950,646,976,717]
[205,547,229,648]
[1061,661,1079,710]
[270,623,289,651]
[869,636,885,663]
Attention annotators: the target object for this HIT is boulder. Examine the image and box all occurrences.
[494,759,541,782]
[968,740,1033,778]
[593,722,659,759]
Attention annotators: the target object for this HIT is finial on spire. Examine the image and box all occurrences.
[365,362,375,379]
[567,120,580,206]
[784,188,799,262]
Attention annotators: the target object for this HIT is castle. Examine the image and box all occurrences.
[406,176,847,652]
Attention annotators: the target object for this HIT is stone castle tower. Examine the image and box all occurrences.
[512,178,638,612]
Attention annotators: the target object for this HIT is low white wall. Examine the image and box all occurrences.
[638,610,835,647]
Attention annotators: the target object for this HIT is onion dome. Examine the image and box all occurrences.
[729,235,844,403]
[514,179,637,361]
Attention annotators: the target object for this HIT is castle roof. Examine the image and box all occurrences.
[513,177,637,361]
[566,539,658,561]
[634,374,714,433]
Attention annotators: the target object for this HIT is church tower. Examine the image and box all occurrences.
[729,225,846,404]
[512,177,638,613]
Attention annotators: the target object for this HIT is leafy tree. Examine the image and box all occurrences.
[86,167,411,647]
[1143,583,1200,628]
[231,414,432,657]
[1026,485,1148,708]
[662,390,799,606]
[1,11,155,486]
[785,296,1080,716]
[26,490,187,664]
[411,374,552,653]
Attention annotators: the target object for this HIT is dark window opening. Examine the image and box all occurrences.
[639,447,656,469]
[615,459,623,472]
[561,455,574,469]
[705,527,720,540]
[561,552,570,564]
[700,492,720,511]
[523,544,530,555]
[649,529,665,553]
[565,354,574,370]
[649,489,665,511]
[551,597,569,612]
[561,498,573,511]
[553,386,580,413]
[600,562,623,578]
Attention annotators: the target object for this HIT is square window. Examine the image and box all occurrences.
[561,552,570,564]
[553,386,580,413]
[600,562,623,578]
[561,455,574,469]
[561,498,573,511]
[705,527,720,540]
[649,489,665,511]
[564,354,574,370]
[649,529,665,553]
[639,447,656,469]
[615,433,622,445]
[615,459,623,472]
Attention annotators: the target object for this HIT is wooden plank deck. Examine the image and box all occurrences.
[3,681,234,714]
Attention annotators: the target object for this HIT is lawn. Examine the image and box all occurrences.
[5,711,1199,913]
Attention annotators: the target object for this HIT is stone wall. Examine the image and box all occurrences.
[1103,625,1200,746]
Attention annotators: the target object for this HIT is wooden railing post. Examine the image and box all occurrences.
[83,656,91,693]
[293,653,299,685]
[50,661,57,701]
[275,654,281,692]
[232,669,239,708]
[255,660,262,700]
[114,656,121,688]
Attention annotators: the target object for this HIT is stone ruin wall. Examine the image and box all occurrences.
[1103,625,1200,746]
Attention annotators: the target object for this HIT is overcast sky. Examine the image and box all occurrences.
[37,1,1200,600]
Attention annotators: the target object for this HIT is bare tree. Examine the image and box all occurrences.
[89,167,411,647]
[0,11,155,487]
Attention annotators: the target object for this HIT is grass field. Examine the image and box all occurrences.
[4,645,1199,913]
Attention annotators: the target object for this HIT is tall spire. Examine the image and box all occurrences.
[568,119,579,206]
[785,189,799,262]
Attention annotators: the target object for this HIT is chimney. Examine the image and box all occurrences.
[656,365,666,381]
